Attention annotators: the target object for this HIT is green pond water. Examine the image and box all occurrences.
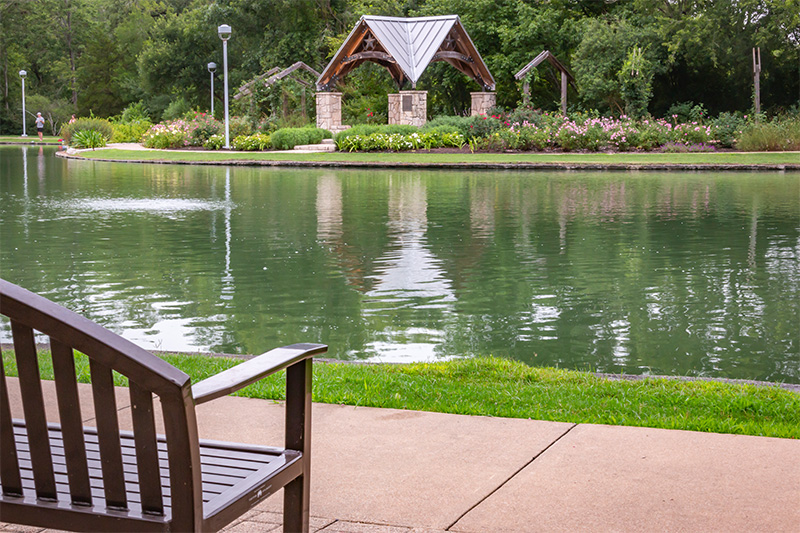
[1,146,798,383]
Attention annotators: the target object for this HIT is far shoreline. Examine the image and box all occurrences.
[52,146,800,172]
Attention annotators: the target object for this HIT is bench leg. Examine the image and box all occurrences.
[284,358,312,533]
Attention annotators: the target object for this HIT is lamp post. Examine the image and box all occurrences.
[207,62,217,115]
[19,70,27,137]
[217,24,232,149]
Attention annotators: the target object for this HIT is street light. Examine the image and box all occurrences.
[207,62,217,115]
[218,24,232,149]
[19,70,27,137]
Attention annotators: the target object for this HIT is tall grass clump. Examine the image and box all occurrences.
[70,129,107,149]
[737,117,800,151]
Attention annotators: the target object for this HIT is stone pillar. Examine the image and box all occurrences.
[470,92,496,116]
[388,91,427,127]
[316,92,344,132]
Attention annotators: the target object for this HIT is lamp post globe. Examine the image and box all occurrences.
[207,62,217,115]
[19,70,27,137]
[218,25,232,149]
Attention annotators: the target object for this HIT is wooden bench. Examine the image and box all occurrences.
[0,279,327,532]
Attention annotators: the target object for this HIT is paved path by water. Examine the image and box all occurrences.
[3,378,798,533]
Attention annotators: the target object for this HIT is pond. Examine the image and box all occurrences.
[1,146,798,383]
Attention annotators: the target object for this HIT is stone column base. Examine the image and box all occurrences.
[388,91,427,127]
[470,92,496,116]
[316,92,344,132]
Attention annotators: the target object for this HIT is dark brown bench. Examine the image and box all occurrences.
[0,279,327,532]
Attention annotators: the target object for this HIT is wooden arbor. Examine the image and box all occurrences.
[316,15,495,91]
[235,62,321,101]
[235,62,321,119]
[514,50,576,115]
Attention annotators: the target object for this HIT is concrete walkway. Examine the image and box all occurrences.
[2,380,799,532]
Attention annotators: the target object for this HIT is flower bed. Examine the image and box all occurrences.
[142,114,223,149]
[337,131,465,152]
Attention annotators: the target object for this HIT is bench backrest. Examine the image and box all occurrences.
[0,279,203,530]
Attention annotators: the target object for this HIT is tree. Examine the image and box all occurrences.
[572,17,663,114]
[25,93,72,134]
[618,46,654,117]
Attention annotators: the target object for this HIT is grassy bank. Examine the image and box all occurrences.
[69,148,800,166]
[0,135,61,144]
[3,350,798,438]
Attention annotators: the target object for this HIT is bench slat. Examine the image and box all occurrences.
[11,320,57,500]
[130,382,164,515]
[89,359,127,509]
[0,360,23,496]
[51,339,92,506]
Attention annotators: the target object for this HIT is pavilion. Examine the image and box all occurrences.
[316,15,496,130]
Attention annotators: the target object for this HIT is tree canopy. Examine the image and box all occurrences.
[1,0,797,132]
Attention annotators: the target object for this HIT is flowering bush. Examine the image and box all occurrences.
[495,115,722,152]
[204,134,225,150]
[186,113,223,145]
[337,131,465,152]
[231,133,271,151]
[141,121,188,149]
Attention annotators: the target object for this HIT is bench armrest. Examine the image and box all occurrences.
[191,343,327,405]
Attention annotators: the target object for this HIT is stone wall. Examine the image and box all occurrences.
[388,91,427,127]
[316,92,349,133]
[470,92,496,116]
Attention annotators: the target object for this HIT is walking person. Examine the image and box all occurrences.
[35,112,45,141]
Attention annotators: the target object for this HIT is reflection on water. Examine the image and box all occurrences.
[1,146,798,383]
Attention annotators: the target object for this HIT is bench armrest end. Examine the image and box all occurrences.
[192,343,327,404]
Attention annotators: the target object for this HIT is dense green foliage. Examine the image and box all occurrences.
[2,1,797,134]
[59,117,113,143]
[270,127,331,150]
[3,350,798,438]
[111,120,153,143]
[230,132,271,150]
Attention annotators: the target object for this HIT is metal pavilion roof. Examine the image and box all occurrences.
[317,15,495,91]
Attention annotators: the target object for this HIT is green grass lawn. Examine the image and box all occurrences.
[3,350,798,438]
[70,148,800,166]
[0,135,61,144]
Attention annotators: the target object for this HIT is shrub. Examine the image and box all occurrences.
[141,122,188,149]
[666,101,708,124]
[335,131,464,152]
[70,129,107,149]
[162,97,192,121]
[229,115,253,138]
[462,114,506,141]
[111,120,152,143]
[60,117,113,144]
[204,134,225,150]
[271,127,331,150]
[334,124,418,144]
[186,113,223,146]
[119,102,151,123]
[422,116,470,134]
[710,112,748,148]
[232,133,271,151]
